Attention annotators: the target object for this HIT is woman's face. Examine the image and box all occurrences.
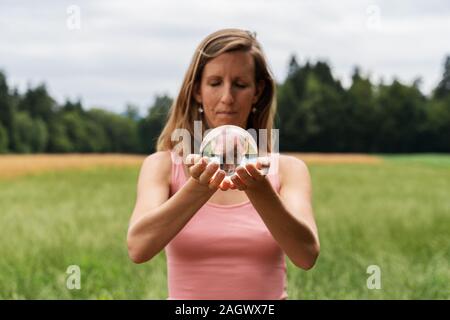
[194,50,264,129]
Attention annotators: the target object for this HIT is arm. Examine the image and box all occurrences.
[231,155,320,270]
[127,152,225,264]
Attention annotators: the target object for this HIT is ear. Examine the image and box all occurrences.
[252,80,265,104]
[193,82,202,104]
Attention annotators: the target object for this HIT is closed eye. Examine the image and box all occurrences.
[208,81,248,88]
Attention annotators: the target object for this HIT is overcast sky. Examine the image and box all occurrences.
[1,0,449,116]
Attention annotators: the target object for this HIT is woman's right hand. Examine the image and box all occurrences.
[185,154,231,191]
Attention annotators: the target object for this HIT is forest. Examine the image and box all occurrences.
[1,55,449,154]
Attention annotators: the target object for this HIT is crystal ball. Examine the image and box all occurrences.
[199,125,259,177]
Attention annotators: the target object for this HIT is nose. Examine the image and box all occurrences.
[220,85,234,105]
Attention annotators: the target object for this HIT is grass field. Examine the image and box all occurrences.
[0,153,449,299]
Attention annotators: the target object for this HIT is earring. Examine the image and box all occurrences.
[198,105,204,113]
[252,107,257,113]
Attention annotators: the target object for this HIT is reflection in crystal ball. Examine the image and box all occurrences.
[199,125,258,177]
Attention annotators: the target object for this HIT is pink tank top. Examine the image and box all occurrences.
[165,150,288,300]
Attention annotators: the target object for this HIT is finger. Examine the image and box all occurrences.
[229,182,238,190]
[226,179,237,190]
[185,154,201,168]
[235,166,256,187]
[189,157,208,179]
[208,169,226,190]
[198,161,219,185]
[219,177,232,191]
[245,163,265,181]
[256,156,270,173]
[219,181,230,191]
[231,174,247,190]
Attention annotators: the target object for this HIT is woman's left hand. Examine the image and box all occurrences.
[229,157,270,191]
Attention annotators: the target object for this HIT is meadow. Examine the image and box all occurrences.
[0,153,448,299]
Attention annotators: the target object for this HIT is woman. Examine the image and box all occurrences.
[127,28,320,300]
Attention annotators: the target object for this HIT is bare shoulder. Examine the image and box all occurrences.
[278,154,312,188]
[139,150,172,186]
[143,150,172,166]
[279,154,310,175]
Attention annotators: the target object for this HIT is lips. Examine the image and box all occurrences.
[216,111,237,115]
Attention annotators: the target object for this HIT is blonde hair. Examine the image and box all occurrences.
[156,28,277,154]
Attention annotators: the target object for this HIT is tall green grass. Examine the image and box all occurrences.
[0,156,449,299]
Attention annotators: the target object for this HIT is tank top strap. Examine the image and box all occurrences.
[266,152,281,193]
[170,149,188,196]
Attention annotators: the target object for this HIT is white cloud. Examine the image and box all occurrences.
[1,0,449,115]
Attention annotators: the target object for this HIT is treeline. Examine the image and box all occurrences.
[0,74,171,154]
[0,55,449,154]
[277,55,450,153]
